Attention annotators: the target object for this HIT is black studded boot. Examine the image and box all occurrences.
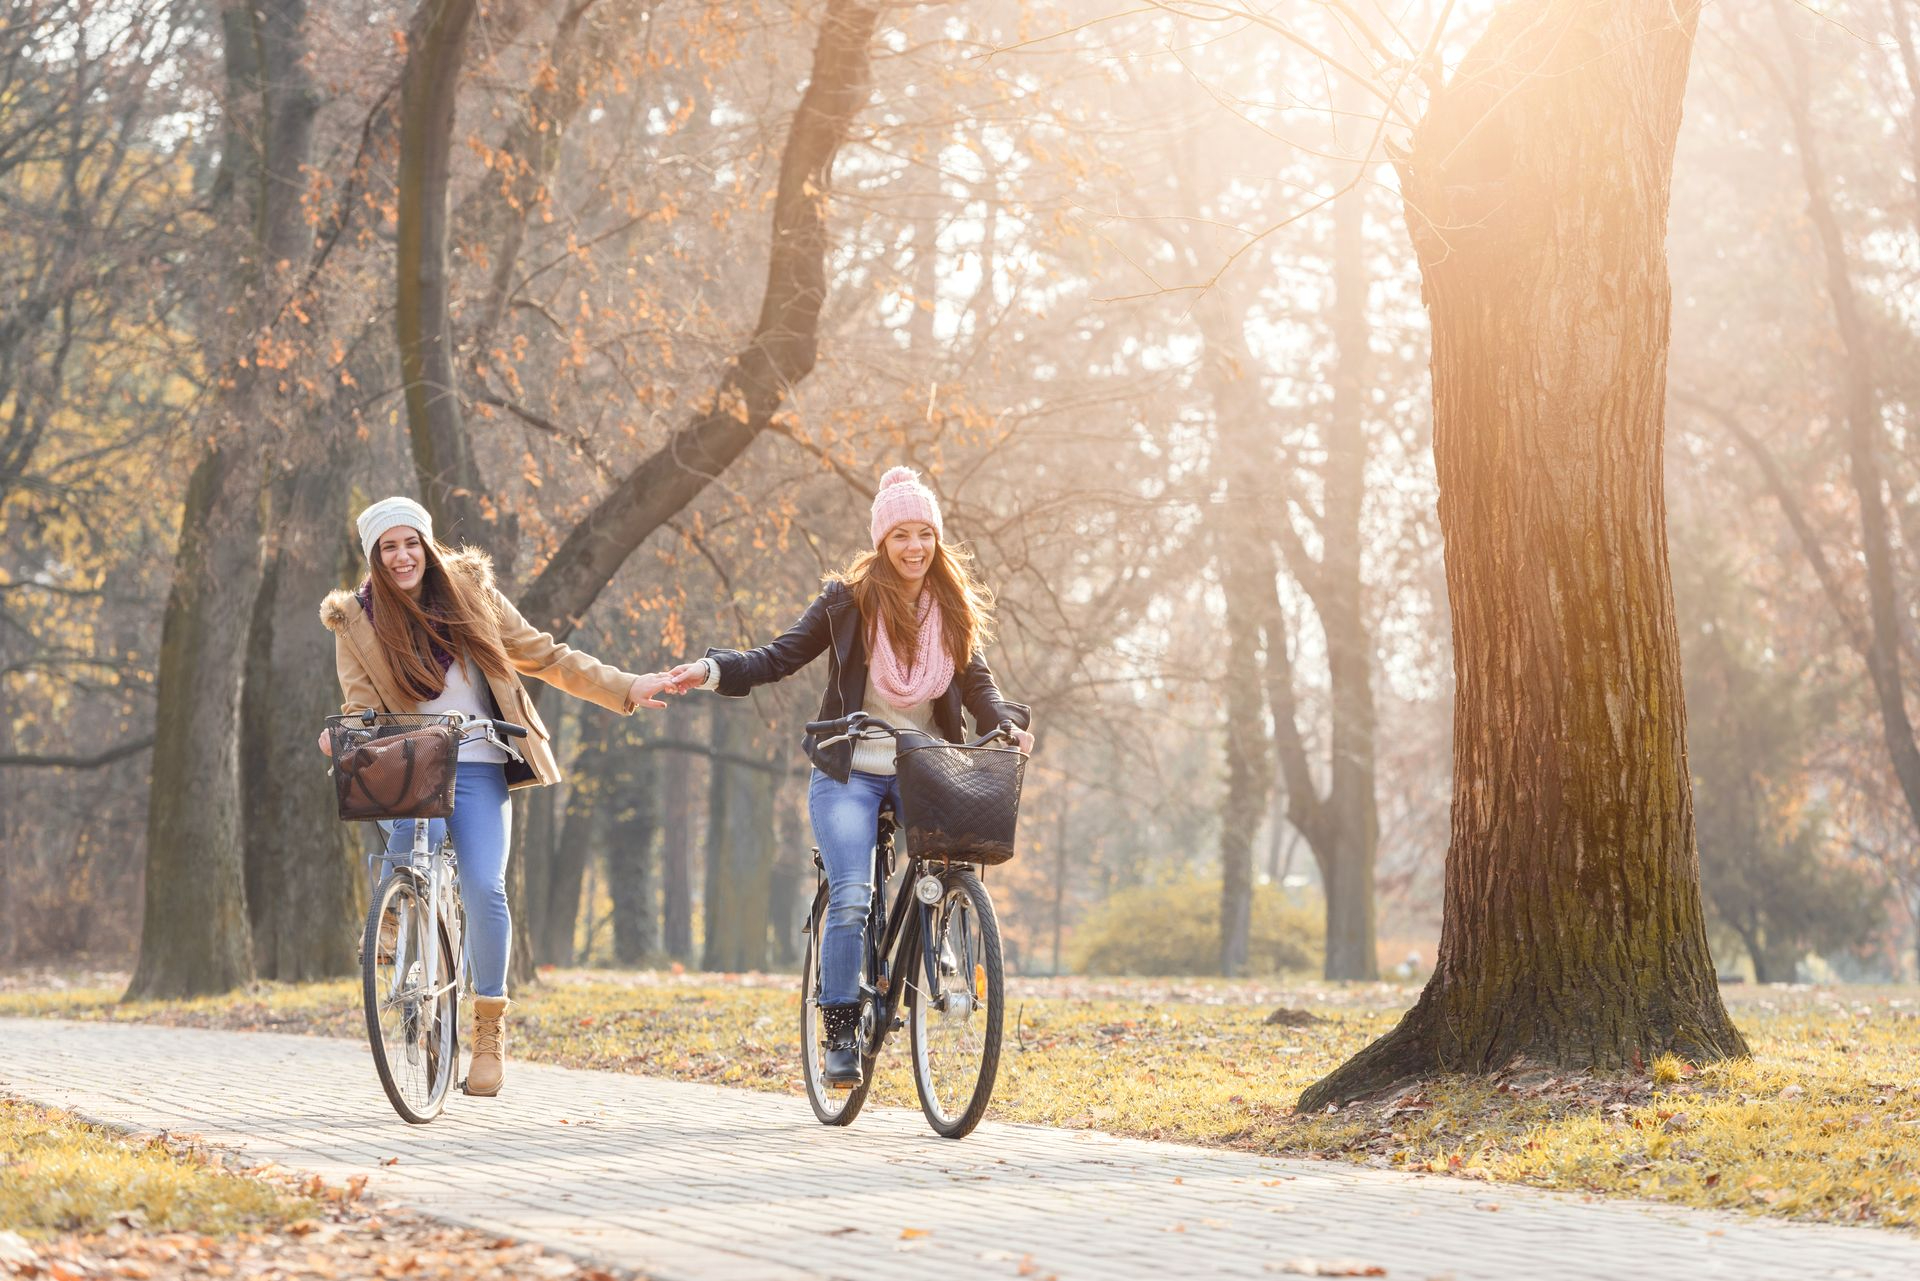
[819,1003,864,1090]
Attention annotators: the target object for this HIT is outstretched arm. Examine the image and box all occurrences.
[668,588,835,697]
[494,590,650,713]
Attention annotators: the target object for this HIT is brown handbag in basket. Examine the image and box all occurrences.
[332,725,459,821]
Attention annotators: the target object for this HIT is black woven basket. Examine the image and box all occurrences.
[894,740,1026,865]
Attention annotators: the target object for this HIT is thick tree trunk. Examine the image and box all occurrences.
[242,478,364,980]
[396,0,493,548]
[1217,518,1270,978]
[1302,0,1745,1108]
[660,741,695,959]
[128,0,319,1000]
[516,0,881,639]
[609,733,661,966]
[702,711,775,971]
[1314,183,1381,982]
[535,706,591,966]
[1195,292,1273,978]
[130,445,264,998]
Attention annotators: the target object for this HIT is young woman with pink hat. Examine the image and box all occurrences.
[666,466,1034,1089]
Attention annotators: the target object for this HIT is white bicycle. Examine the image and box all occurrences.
[330,710,527,1124]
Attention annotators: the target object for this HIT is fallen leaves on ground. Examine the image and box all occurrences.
[0,1098,633,1281]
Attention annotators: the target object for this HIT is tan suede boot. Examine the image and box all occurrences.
[466,996,509,1096]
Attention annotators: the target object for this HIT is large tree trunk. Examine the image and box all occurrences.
[1216,475,1271,978]
[242,476,364,980]
[1313,181,1382,982]
[128,0,319,1000]
[609,728,661,965]
[660,740,695,960]
[702,710,775,971]
[534,705,591,966]
[130,445,265,998]
[395,0,493,549]
[1302,0,1746,1107]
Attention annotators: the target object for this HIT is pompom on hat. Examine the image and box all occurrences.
[355,496,434,562]
[868,466,943,548]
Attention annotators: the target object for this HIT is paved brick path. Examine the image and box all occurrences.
[3,1018,1917,1280]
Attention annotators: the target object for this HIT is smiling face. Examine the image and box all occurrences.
[377,527,426,598]
[883,522,937,590]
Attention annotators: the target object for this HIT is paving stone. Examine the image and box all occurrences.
[2,1017,1918,1280]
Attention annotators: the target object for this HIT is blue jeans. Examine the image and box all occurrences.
[380,761,513,998]
[808,768,900,1006]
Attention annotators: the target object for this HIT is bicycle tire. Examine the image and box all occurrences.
[799,884,874,1126]
[363,873,458,1124]
[908,867,1004,1139]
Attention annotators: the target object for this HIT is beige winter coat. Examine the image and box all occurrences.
[319,548,638,789]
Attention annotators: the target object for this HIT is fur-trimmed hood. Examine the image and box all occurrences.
[318,545,496,632]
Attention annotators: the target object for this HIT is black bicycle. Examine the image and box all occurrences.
[797,712,1025,1139]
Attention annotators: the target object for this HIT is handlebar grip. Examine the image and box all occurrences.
[492,720,529,739]
[805,718,847,736]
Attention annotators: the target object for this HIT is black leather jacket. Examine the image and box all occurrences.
[704,581,1032,783]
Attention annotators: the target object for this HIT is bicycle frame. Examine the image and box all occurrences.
[374,811,466,1012]
[835,815,970,1057]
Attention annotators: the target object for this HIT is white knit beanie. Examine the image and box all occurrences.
[355,496,434,562]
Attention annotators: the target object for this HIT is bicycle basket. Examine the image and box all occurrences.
[894,741,1026,865]
[326,713,460,822]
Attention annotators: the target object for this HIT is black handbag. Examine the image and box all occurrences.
[894,740,1026,865]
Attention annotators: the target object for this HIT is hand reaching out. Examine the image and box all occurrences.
[664,659,711,693]
[628,672,681,711]
[1012,727,1035,754]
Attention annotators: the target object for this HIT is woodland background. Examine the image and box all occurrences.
[2,0,1916,997]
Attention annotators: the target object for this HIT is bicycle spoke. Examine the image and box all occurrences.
[910,870,1004,1139]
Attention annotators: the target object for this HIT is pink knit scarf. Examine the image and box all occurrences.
[867,591,954,709]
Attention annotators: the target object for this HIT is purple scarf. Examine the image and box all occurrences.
[356,582,455,689]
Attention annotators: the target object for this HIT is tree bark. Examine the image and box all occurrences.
[1302,0,1746,1108]
[396,0,494,549]
[128,0,319,1000]
[516,0,882,639]
[242,474,364,980]
[535,705,591,966]
[609,723,661,965]
[702,709,775,971]
[660,737,695,959]
[1312,181,1382,982]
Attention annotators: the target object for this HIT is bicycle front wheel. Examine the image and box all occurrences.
[909,867,1004,1139]
[363,872,458,1124]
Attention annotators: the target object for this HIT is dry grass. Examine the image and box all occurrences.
[0,1096,308,1237]
[6,970,1919,1231]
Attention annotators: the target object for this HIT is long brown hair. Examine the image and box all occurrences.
[831,536,995,674]
[366,536,512,701]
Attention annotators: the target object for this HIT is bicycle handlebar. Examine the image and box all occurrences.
[805,711,1020,750]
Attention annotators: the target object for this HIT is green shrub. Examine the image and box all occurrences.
[1069,878,1323,976]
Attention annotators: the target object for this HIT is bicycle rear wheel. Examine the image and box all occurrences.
[909,868,1004,1139]
[363,873,458,1124]
[799,885,874,1126]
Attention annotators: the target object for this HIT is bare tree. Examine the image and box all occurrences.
[1305,0,1746,1106]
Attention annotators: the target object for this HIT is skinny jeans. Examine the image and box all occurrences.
[808,768,900,1006]
[379,761,513,998]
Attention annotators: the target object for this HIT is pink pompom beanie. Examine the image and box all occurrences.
[869,466,943,547]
